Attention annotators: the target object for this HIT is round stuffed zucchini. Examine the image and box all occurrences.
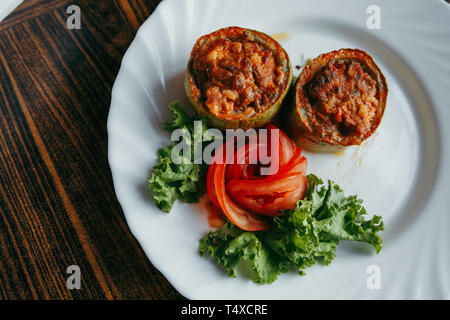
[287,48,388,152]
[185,26,292,130]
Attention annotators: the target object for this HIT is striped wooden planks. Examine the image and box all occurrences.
[0,0,182,299]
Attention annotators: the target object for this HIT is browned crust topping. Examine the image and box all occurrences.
[188,27,286,119]
[307,60,378,137]
[294,49,387,147]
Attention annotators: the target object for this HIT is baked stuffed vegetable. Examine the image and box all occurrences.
[185,26,292,129]
[287,48,388,152]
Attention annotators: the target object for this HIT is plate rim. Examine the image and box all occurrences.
[107,0,450,299]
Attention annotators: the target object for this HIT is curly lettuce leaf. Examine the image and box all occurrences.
[305,175,384,253]
[164,101,194,132]
[199,223,285,284]
[148,101,209,212]
[199,174,384,283]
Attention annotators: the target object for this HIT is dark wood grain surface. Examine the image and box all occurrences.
[0,0,184,299]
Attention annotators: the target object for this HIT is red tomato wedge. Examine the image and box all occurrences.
[228,175,307,216]
[206,124,308,230]
[227,173,301,196]
[213,161,269,231]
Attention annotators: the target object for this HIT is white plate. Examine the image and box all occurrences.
[108,0,450,299]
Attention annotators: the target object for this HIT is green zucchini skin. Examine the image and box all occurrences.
[185,27,293,130]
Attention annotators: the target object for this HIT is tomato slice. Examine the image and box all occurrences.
[266,123,297,168]
[205,123,308,230]
[206,163,220,208]
[229,175,307,216]
[213,161,269,231]
[226,173,301,196]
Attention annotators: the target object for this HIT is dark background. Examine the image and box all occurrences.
[0,0,183,299]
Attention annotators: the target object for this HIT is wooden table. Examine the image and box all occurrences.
[0,0,183,299]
